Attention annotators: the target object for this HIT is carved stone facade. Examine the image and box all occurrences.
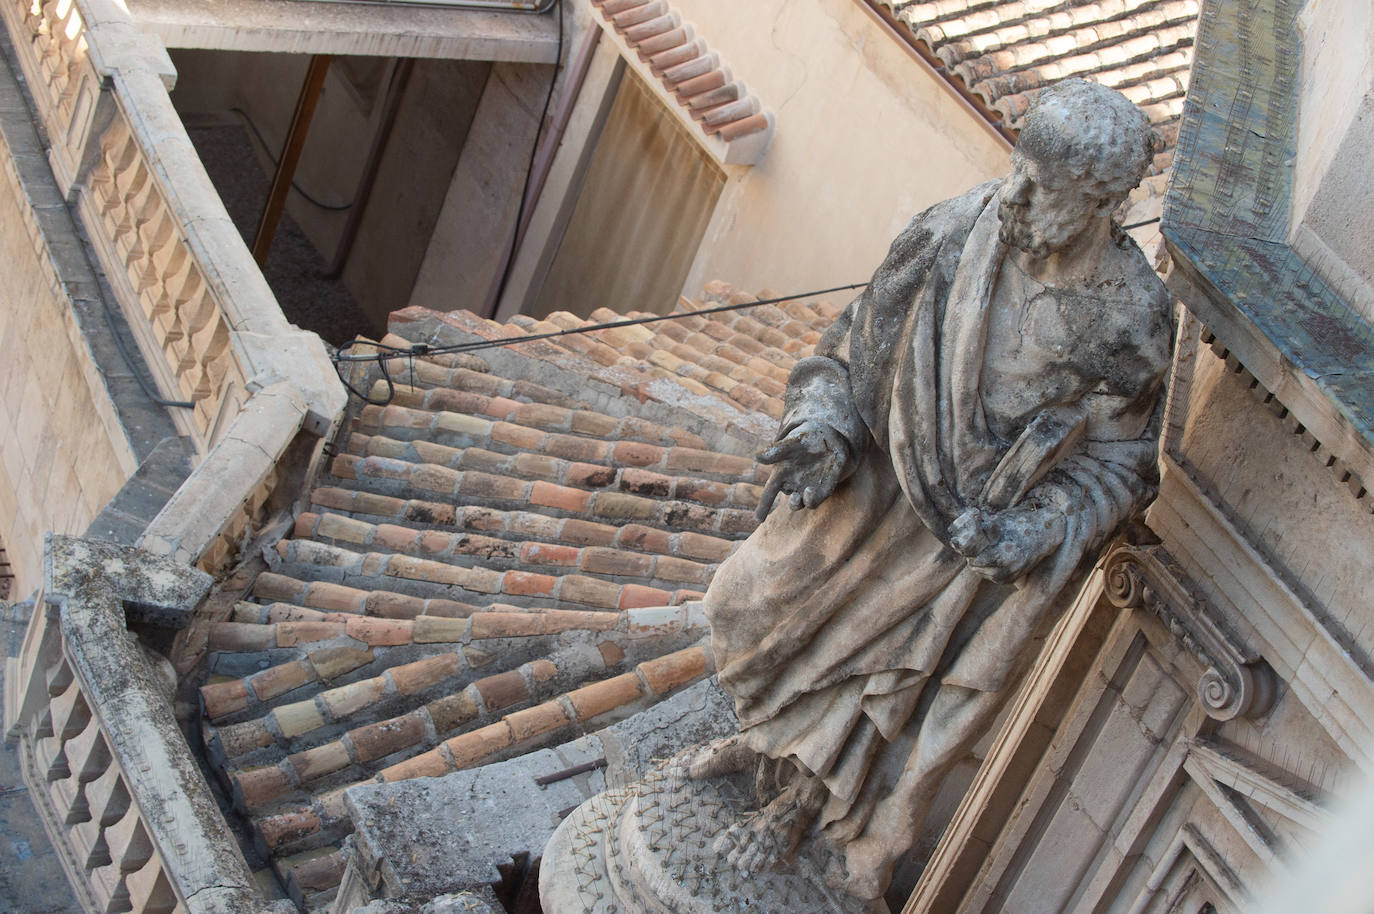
[2,0,1370,913]
[902,1,1374,912]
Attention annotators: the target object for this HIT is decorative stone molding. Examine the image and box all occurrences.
[2,535,293,914]
[1103,542,1275,721]
[588,0,774,166]
[1199,326,1371,510]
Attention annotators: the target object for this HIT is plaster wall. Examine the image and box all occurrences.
[1178,347,1374,677]
[168,49,491,327]
[674,0,1010,305]
[407,61,546,315]
[1291,0,1374,323]
[341,57,491,326]
[0,134,137,593]
[497,0,1009,321]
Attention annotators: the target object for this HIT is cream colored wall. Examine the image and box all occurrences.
[675,0,1010,306]
[1291,0,1374,323]
[1178,348,1374,657]
[0,135,138,593]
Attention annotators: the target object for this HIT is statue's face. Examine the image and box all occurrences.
[996,151,1103,260]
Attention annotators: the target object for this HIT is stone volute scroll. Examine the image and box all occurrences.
[542,79,1176,913]
[1103,542,1276,722]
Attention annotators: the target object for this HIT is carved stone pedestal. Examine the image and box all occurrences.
[540,758,884,914]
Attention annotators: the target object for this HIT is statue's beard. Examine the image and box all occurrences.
[997,208,1080,260]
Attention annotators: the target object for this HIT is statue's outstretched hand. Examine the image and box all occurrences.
[949,502,1066,584]
[755,421,850,521]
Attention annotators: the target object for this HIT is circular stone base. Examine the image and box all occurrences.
[540,761,884,914]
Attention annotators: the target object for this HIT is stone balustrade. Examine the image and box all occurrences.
[0,1,347,907]
[3,536,295,914]
[0,0,346,575]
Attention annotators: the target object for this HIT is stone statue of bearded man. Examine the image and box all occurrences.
[687,78,1173,902]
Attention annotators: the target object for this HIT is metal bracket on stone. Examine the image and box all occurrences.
[1103,542,1276,721]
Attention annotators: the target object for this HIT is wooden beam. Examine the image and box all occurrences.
[252,54,332,267]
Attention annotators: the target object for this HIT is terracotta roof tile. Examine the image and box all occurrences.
[876,0,1198,171]
[588,0,774,156]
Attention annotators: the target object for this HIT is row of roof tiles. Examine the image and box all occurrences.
[876,0,1198,172]
[589,0,774,151]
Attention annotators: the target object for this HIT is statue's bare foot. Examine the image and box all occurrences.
[820,834,897,901]
[713,775,826,875]
[686,734,756,780]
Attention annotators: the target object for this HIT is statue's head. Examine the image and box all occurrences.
[997,79,1155,259]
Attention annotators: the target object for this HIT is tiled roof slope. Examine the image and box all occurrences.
[590,0,775,162]
[193,283,844,911]
[874,0,1199,172]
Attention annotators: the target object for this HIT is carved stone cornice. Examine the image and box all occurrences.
[1103,542,1276,721]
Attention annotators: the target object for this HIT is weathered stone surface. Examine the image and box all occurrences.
[544,79,1173,908]
[38,535,274,912]
[343,679,736,900]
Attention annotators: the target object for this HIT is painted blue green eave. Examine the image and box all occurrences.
[1161,0,1374,458]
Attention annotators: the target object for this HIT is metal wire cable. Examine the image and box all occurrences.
[331,280,869,404]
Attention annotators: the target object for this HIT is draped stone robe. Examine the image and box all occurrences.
[702,181,1172,831]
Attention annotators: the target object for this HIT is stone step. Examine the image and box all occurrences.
[238,643,713,860]
[343,432,764,513]
[216,629,707,814]
[512,310,789,420]
[292,510,719,591]
[385,306,779,449]
[372,333,581,409]
[350,401,758,486]
[245,637,714,857]
[203,601,702,721]
[363,380,709,451]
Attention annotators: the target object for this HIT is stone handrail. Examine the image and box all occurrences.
[1,2,345,910]
[0,0,346,571]
[3,536,295,914]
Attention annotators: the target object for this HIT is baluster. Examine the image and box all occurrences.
[105,806,154,874]
[134,209,175,296]
[125,857,178,914]
[72,765,131,870]
[33,731,68,781]
[66,715,112,782]
[49,714,102,823]
[46,655,74,696]
[49,678,90,739]
[109,160,149,242]
[88,857,132,913]
[117,169,158,263]
[93,127,134,214]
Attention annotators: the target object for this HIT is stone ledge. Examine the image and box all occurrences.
[126,0,561,61]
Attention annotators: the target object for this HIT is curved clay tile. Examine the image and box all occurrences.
[590,0,774,157]
[878,0,1198,169]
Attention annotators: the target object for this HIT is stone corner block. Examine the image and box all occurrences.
[44,532,212,628]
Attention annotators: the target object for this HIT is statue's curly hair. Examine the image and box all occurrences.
[1016,79,1157,207]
